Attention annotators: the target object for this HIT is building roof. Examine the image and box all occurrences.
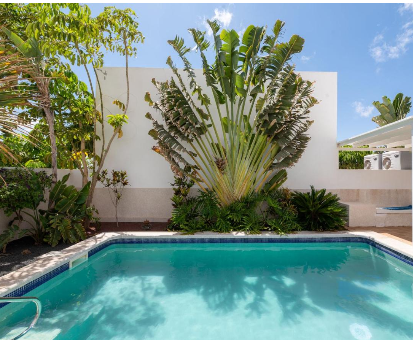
[337,116,413,150]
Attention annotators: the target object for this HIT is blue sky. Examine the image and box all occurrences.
[83,3,413,141]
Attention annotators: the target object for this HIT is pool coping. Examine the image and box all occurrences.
[0,231,412,300]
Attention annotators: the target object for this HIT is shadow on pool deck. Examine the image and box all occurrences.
[348,226,412,244]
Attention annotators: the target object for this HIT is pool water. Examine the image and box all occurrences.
[1,242,413,340]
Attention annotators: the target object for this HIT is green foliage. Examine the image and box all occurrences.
[25,159,48,168]
[0,224,27,253]
[292,186,347,231]
[170,190,264,234]
[170,165,195,209]
[146,20,317,206]
[107,113,128,138]
[0,168,51,219]
[264,189,301,234]
[0,168,51,244]
[41,174,98,246]
[339,146,373,169]
[170,188,303,235]
[97,169,129,227]
[372,93,412,127]
[0,3,143,212]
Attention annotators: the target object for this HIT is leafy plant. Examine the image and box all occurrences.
[339,145,373,169]
[1,26,58,193]
[292,186,347,231]
[170,165,195,209]
[170,190,265,234]
[0,168,52,244]
[372,93,412,127]
[97,169,129,227]
[40,174,98,246]
[0,224,27,254]
[146,20,317,206]
[0,4,144,219]
[264,188,301,234]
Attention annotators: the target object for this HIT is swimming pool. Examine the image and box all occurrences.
[1,238,413,340]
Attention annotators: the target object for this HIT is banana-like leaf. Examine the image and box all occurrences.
[372,93,411,127]
[147,20,317,205]
[1,27,42,60]
[263,169,287,192]
[49,173,70,202]
[76,182,91,205]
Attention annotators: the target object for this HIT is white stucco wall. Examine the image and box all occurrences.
[97,67,412,191]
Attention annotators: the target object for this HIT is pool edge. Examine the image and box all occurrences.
[1,231,412,304]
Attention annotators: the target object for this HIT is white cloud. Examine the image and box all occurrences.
[212,9,233,28]
[202,8,233,36]
[353,101,374,118]
[370,6,413,62]
[399,3,413,14]
[300,51,316,63]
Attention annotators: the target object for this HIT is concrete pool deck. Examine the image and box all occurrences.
[348,226,412,244]
[1,231,413,299]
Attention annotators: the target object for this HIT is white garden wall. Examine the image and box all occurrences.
[1,68,411,230]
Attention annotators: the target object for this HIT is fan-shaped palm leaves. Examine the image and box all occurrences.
[372,93,412,127]
[146,20,318,206]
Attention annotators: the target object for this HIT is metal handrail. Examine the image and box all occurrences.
[0,297,42,340]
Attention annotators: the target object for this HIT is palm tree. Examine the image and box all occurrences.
[372,93,412,127]
[146,20,318,206]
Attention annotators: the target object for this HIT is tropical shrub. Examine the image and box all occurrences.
[339,146,373,169]
[170,190,265,234]
[292,186,347,231]
[0,168,52,244]
[170,165,195,209]
[170,188,305,235]
[40,174,98,247]
[0,225,27,253]
[146,20,317,207]
[372,93,411,127]
[264,188,301,234]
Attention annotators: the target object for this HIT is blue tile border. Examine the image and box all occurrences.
[0,262,69,309]
[87,236,413,267]
[2,236,413,310]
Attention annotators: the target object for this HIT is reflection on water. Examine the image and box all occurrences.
[0,243,412,340]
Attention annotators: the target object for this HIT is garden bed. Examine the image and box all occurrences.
[0,236,70,277]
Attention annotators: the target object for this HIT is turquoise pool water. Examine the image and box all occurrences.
[1,242,413,340]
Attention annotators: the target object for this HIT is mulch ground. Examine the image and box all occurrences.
[0,237,70,277]
[88,221,169,235]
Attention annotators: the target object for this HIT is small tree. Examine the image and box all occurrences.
[0,4,144,219]
[372,93,412,127]
[97,169,129,227]
[1,27,58,197]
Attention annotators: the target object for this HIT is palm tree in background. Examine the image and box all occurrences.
[372,93,412,127]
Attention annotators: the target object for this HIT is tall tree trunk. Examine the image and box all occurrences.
[44,107,58,209]
[79,122,89,187]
